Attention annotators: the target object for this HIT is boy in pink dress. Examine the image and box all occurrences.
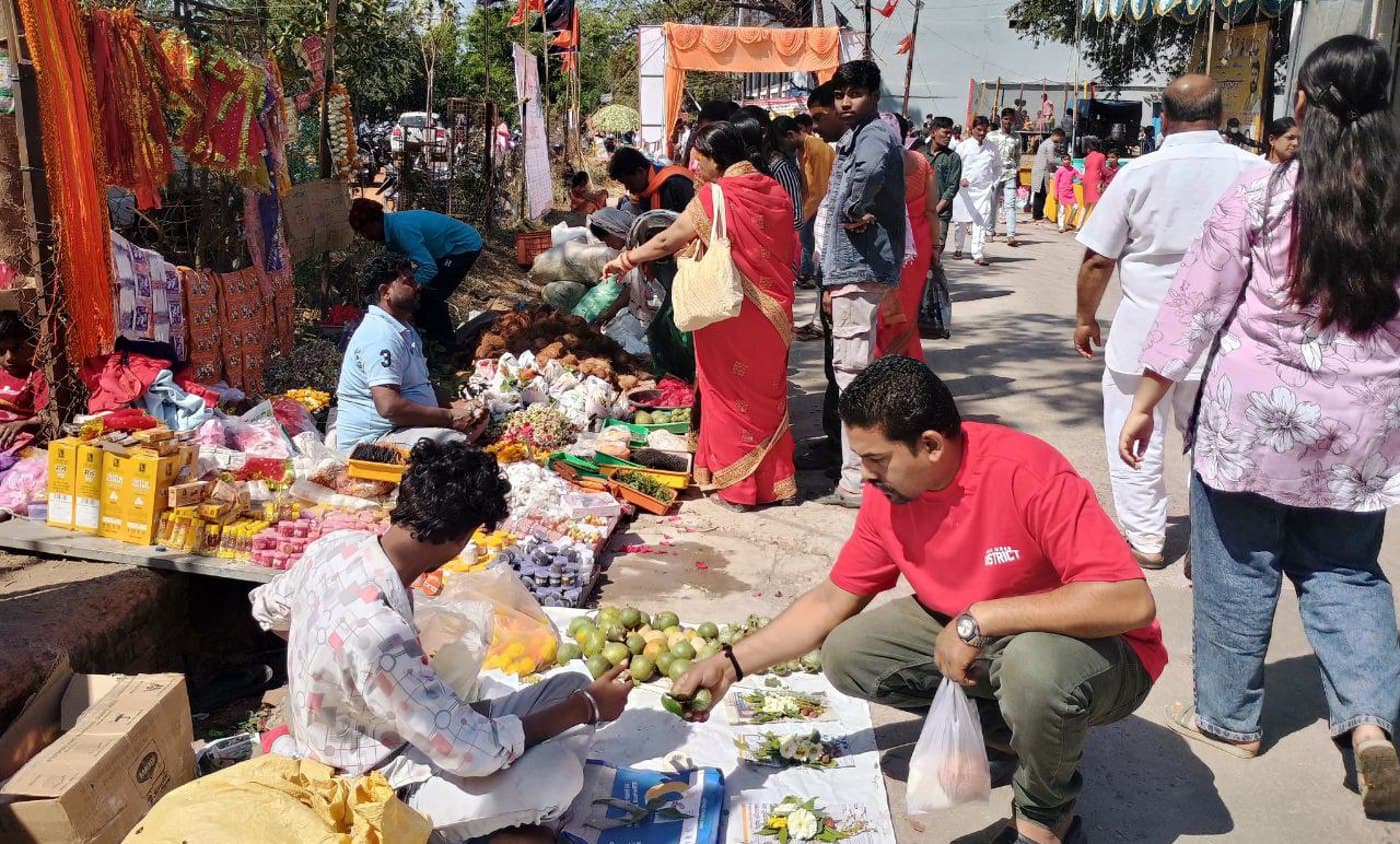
[1053,154,1081,233]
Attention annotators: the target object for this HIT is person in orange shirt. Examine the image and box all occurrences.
[608,147,695,214]
[792,99,837,289]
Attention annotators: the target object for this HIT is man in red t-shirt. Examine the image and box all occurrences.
[674,357,1165,844]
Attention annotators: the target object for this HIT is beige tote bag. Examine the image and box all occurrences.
[672,182,743,332]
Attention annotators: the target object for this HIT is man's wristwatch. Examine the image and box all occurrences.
[954,611,992,649]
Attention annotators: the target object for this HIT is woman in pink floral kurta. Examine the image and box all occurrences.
[1119,35,1400,816]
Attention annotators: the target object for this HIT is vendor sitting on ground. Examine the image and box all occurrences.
[540,206,635,314]
[347,198,483,353]
[334,256,486,456]
[251,440,633,843]
[673,356,1166,844]
[567,170,608,215]
[0,313,46,451]
[608,146,695,215]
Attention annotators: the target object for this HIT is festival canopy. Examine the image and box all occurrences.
[1080,0,1295,23]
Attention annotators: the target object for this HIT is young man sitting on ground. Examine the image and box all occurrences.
[251,440,634,843]
[674,356,1165,844]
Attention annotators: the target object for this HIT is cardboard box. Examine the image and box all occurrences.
[166,481,208,509]
[96,451,126,541]
[0,656,195,844]
[73,445,104,535]
[45,438,81,529]
[124,453,179,545]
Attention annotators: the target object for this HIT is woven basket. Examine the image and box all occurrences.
[515,231,553,267]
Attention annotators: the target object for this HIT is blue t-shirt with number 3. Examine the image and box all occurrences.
[335,306,437,454]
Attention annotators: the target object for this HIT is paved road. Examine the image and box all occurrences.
[604,214,1400,842]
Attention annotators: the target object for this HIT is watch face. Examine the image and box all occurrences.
[956,616,976,640]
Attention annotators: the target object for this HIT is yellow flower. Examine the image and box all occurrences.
[768,817,787,830]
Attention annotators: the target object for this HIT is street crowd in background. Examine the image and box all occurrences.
[297,34,1399,844]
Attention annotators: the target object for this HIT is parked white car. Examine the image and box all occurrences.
[389,112,450,156]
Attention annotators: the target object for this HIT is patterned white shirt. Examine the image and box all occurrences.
[987,129,1021,183]
[250,530,525,777]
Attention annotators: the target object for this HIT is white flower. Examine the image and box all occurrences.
[1181,308,1226,350]
[770,801,796,818]
[760,693,799,716]
[1312,418,1358,456]
[1195,378,1255,484]
[1385,397,1400,432]
[786,808,820,841]
[1244,387,1322,453]
[778,736,799,760]
[1328,453,1400,511]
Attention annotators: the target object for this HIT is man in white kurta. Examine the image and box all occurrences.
[951,116,1001,265]
[1072,75,1259,569]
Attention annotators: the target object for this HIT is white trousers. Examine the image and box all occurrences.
[1057,203,1075,231]
[830,287,884,496]
[952,221,987,260]
[1102,368,1199,555]
[991,179,1018,238]
[386,673,593,843]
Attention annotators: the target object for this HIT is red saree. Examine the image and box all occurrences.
[686,165,797,506]
[876,150,932,360]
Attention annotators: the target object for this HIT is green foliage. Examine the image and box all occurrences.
[1007,0,1198,89]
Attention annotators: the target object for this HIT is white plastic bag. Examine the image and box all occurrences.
[416,596,495,702]
[907,678,991,814]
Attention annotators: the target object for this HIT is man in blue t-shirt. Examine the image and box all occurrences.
[348,199,484,352]
[335,257,487,455]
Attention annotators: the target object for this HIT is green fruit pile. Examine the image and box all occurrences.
[557,608,825,689]
[633,407,692,426]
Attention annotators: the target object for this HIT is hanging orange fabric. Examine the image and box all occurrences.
[87,8,175,209]
[17,0,115,363]
[662,25,840,164]
[509,0,544,26]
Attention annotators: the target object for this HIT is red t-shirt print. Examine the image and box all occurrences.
[830,422,1168,681]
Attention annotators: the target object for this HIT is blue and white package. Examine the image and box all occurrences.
[561,761,726,844]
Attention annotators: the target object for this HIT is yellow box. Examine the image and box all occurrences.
[73,444,104,535]
[124,452,179,545]
[45,438,81,530]
[97,451,127,540]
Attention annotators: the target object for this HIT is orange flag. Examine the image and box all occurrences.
[550,10,577,47]
[560,51,577,73]
[896,34,913,54]
[509,0,544,26]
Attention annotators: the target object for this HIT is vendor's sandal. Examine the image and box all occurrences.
[794,323,824,341]
[973,258,991,266]
[1357,738,1400,816]
[1007,238,1021,247]
[1165,702,1260,758]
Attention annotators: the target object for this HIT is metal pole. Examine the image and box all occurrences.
[901,0,923,115]
[1206,7,1216,69]
[863,0,872,58]
[1071,4,1082,154]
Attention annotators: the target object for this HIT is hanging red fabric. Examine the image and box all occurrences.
[16,0,115,363]
[896,34,913,54]
[879,0,900,16]
[86,8,174,209]
[509,0,545,26]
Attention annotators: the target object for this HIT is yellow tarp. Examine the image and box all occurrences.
[124,754,432,844]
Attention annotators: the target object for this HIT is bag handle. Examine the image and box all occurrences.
[709,183,728,241]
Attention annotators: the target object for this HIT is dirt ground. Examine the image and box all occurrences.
[2,207,1397,842]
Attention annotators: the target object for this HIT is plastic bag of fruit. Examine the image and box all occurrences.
[907,678,991,814]
[415,596,495,702]
[434,567,561,678]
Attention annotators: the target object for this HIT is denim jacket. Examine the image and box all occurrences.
[818,115,905,287]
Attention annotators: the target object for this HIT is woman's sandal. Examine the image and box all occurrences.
[1357,738,1400,816]
[1165,702,1260,759]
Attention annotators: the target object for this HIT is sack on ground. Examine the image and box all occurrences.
[672,183,743,332]
[907,678,991,814]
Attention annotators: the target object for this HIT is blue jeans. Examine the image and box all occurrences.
[1190,474,1400,742]
[799,216,816,279]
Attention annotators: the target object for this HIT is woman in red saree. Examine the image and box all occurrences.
[603,123,797,510]
[875,114,934,360]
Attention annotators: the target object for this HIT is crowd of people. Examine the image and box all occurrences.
[281,35,1400,844]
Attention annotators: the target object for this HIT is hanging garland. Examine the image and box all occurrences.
[326,82,357,182]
